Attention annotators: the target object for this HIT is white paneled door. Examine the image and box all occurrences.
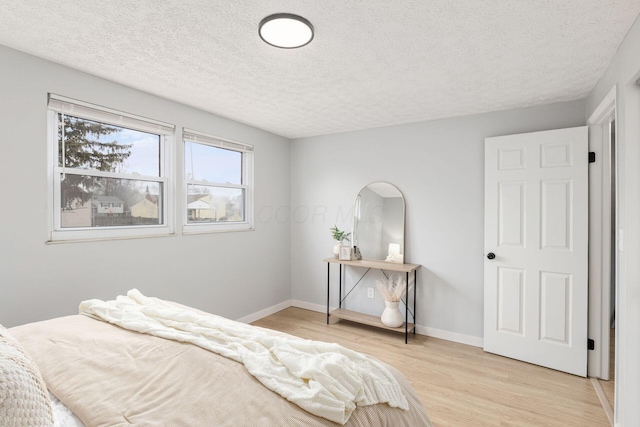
[484,127,589,377]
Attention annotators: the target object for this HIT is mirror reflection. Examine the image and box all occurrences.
[352,182,405,263]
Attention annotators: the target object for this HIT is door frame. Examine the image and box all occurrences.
[587,86,617,382]
[615,69,640,427]
[587,86,618,382]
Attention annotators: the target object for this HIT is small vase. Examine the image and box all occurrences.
[381,300,404,327]
[333,242,341,258]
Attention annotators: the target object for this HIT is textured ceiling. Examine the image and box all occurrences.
[1,1,639,139]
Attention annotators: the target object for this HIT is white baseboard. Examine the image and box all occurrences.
[236,299,293,324]
[291,300,329,313]
[415,325,483,347]
[291,300,483,348]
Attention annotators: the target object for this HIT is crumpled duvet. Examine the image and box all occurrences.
[79,289,409,425]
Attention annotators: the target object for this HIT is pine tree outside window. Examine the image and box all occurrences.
[47,95,175,242]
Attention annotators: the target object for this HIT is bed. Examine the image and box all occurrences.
[1,291,431,426]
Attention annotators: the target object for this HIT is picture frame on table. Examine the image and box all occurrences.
[338,245,352,261]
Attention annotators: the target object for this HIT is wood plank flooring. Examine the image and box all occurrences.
[252,307,609,427]
[598,328,615,410]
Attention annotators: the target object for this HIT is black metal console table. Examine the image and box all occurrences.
[324,258,420,343]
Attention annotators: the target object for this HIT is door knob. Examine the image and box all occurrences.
[487,252,496,260]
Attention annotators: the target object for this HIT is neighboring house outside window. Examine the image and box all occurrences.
[183,128,254,233]
[47,94,175,242]
[130,187,160,220]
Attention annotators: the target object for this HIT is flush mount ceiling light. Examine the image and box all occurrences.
[259,13,314,49]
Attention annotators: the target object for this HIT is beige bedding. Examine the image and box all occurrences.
[79,290,409,424]
[10,315,431,426]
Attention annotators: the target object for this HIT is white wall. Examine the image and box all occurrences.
[0,45,291,327]
[290,101,586,343]
[587,14,640,427]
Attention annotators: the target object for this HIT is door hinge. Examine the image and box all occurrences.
[588,339,595,350]
[589,152,596,163]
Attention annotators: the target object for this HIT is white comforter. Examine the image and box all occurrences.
[79,290,409,425]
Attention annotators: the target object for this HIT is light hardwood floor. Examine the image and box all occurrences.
[252,307,609,426]
[599,328,615,409]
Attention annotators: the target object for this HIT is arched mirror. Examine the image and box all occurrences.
[352,182,405,263]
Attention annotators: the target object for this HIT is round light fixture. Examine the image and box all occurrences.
[259,13,314,49]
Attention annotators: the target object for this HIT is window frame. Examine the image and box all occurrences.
[47,94,175,243]
[182,128,254,234]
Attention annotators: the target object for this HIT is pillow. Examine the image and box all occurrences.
[0,325,54,427]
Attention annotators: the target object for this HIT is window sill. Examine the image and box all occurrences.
[48,225,175,244]
[182,223,254,235]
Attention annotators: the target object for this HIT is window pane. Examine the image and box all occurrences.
[187,185,244,223]
[60,175,163,228]
[58,114,161,176]
[185,142,241,184]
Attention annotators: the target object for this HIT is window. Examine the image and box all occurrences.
[47,94,175,242]
[183,128,254,233]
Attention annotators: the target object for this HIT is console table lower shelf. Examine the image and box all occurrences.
[330,308,415,334]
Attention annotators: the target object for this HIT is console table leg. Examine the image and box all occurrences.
[326,262,330,324]
[339,264,343,309]
[405,271,409,343]
[413,270,417,335]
